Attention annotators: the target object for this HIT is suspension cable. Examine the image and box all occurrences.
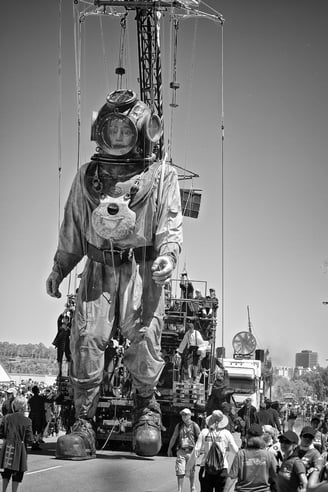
[99,15,110,91]
[116,14,127,90]
[57,0,63,235]
[73,1,82,172]
[220,22,225,352]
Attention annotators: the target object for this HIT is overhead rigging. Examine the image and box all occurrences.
[57,0,225,296]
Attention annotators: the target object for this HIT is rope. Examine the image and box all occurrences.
[57,0,63,235]
[220,23,224,351]
[99,15,110,91]
[73,2,82,172]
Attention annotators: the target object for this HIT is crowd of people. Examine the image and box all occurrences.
[0,383,64,490]
[166,397,328,492]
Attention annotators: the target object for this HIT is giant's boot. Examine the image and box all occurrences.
[56,418,96,460]
[133,393,162,457]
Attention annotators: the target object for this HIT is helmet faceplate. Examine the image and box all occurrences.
[91,89,162,160]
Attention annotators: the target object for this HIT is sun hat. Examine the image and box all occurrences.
[180,408,192,416]
[6,387,17,397]
[206,410,229,429]
[263,425,276,436]
[278,431,299,444]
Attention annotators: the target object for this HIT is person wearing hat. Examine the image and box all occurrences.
[1,388,17,417]
[226,423,278,492]
[167,408,200,492]
[193,410,238,492]
[277,431,307,492]
[295,426,324,487]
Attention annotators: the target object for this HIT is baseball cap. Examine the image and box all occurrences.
[247,423,263,437]
[180,408,191,416]
[279,431,299,444]
[300,426,316,438]
[6,387,17,397]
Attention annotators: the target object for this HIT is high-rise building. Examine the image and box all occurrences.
[295,350,318,369]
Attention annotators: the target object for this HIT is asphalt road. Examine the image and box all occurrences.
[7,437,191,492]
[2,420,308,492]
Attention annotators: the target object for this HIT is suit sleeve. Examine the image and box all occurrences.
[155,164,183,267]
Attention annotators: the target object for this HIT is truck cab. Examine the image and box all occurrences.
[223,357,262,410]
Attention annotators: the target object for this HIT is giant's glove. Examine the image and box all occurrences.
[46,250,81,298]
[151,255,174,285]
[46,271,62,298]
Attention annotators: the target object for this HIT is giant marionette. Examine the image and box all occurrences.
[46,89,183,458]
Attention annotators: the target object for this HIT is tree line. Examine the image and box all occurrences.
[0,342,57,375]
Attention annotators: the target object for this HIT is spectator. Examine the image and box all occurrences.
[295,426,324,488]
[286,412,297,433]
[225,423,278,492]
[28,386,47,450]
[277,431,307,492]
[238,398,258,447]
[205,364,234,415]
[1,388,17,417]
[194,409,238,492]
[0,396,33,492]
[256,402,276,427]
[266,400,281,433]
[310,415,328,454]
[220,402,240,434]
[167,408,200,492]
[263,425,283,468]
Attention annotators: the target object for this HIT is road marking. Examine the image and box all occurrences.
[26,466,62,475]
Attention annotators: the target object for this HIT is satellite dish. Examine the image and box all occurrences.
[232,331,257,356]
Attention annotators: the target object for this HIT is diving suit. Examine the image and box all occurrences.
[46,89,183,458]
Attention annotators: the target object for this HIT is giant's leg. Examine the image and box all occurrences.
[56,260,118,460]
[119,260,164,456]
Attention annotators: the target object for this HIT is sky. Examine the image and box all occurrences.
[0,0,328,368]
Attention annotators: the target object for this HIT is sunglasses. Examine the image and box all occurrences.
[301,434,314,439]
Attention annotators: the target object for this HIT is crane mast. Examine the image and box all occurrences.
[135,6,164,158]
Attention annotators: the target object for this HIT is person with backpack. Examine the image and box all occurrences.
[167,408,201,492]
[193,409,238,492]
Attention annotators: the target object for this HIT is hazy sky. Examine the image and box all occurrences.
[1,0,327,368]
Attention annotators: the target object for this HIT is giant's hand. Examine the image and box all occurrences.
[46,271,62,298]
[151,255,174,285]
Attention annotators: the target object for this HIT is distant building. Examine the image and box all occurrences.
[274,366,294,379]
[295,350,318,369]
